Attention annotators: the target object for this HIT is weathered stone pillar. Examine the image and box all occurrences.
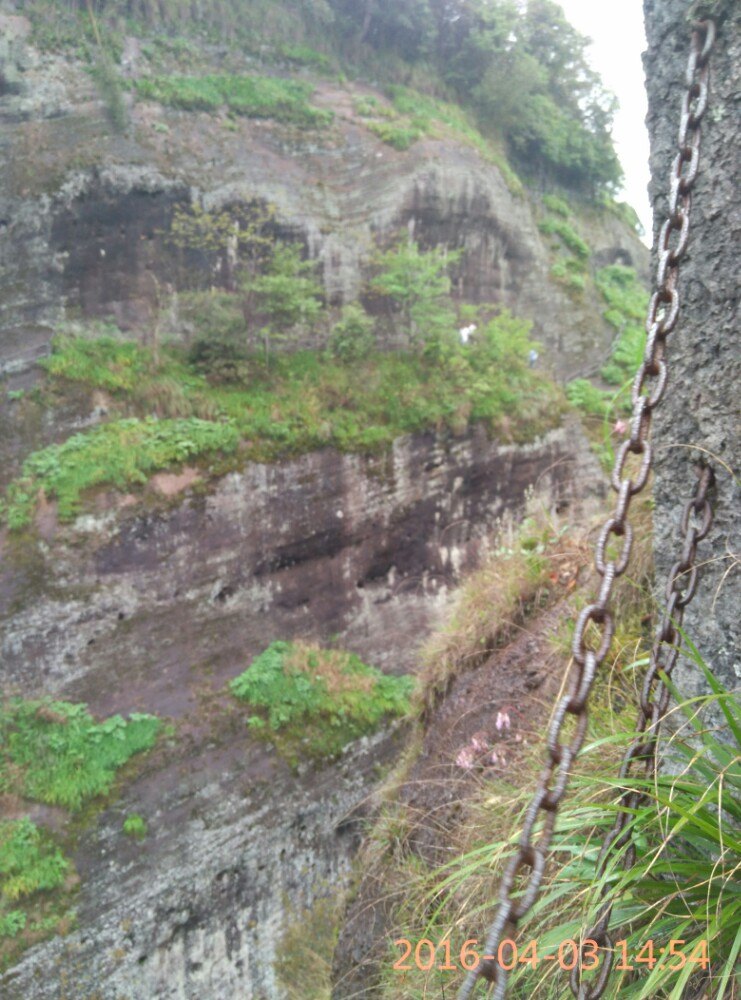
[643,0,739,705]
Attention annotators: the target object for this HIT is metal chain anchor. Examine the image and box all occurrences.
[458,19,717,1000]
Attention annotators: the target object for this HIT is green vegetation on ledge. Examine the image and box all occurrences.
[354,86,522,193]
[1,416,239,530]
[0,699,162,811]
[3,301,564,529]
[0,818,71,956]
[567,265,649,422]
[134,74,332,127]
[0,699,163,968]
[230,640,413,764]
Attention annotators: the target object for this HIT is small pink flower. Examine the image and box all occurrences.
[471,734,489,753]
[613,419,628,436]
[495,710,511,732]
[456,747,475,770]
[489,750,499,765]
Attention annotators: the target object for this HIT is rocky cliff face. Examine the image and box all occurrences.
[0,9,647,387]
[0,417,604,999]
[643,0,739,705]
[0,9,627,996]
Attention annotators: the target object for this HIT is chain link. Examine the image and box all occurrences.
[458,20,716,1000]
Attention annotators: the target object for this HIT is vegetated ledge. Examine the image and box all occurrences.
[1,332,568,533]
[0,698,164,972]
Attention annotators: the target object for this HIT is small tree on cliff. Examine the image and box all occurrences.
[370,239,461,358]
[166,200,275,293]
[241,244,323,362]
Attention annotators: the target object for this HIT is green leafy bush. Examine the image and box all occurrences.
[550,257,586,292]
[542,193,571,217]
[134,74,333,127]
[367,120,424,150]
[0,820,68,907]
[2,416,239,529]
[230,641,414,762]
[276,43,332,71]
[539,216,590,259]
[566,377,614,418]
[187,338,250,385]
[370,239,460,354]
[246,244,323,328]
[0,817,75,967]
[328,304,376,361]
[122,814,148,840]
[0,700,162,811]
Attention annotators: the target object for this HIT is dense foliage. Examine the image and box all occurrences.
[230,640,414,762]
[23,0,622,195]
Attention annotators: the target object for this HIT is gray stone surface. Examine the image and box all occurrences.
[0,419,604,999]
[644,0,739,706]
[0,5,648,383]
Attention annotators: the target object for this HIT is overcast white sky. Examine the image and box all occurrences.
[556,0,652,242]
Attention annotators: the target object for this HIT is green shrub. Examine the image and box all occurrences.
[542,193,571,217]
[566,377,614,418]
[0,700,162,811]
[187,338,250,385]
[89,53,127,131]
[2,416,239,528]
[354,95,396,119]
[0,817,75,966]
[328,304,375,361]
[134,74,333,127]
[367,120,424,150]
[550,257,586,291]
[370,239,460,352]
[178,290,247,342]
[0,909,26,939]
[230,641,414,763]
[596,266,648,387]
[539,217,590,259]
[276,43,332,72]
[122,814,148,840]
[0,820,68,906]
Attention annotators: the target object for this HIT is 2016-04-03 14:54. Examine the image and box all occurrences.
[393,937,710,973]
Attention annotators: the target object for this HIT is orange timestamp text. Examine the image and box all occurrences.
[393,937,709,973]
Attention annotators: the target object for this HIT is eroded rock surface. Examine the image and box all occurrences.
[644,0,740,704]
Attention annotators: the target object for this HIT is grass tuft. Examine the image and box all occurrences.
[230,640,413,765]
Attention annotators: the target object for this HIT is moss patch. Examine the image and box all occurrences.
[230,641,413,765]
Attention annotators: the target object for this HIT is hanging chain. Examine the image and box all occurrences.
[458,20,717,1000]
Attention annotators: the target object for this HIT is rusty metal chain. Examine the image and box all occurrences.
[458,20,717,1000]
[569,466,714,1000]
